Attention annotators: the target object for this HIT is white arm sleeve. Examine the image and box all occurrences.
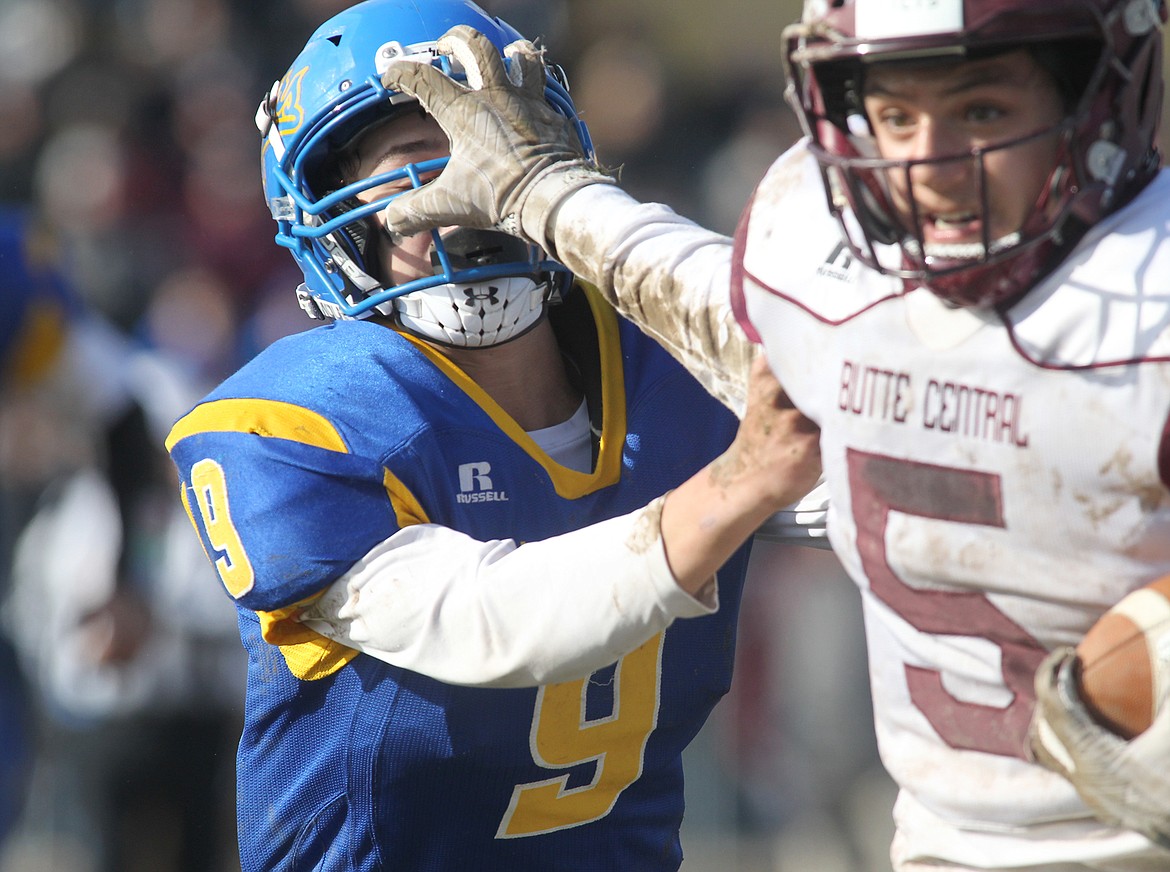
[299,498,715,688]
[544,185,754,415]
[545,187,833,546]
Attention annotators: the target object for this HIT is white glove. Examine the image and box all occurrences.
[1029,646,1170,849]
[753,478,830,548]
[378,25,614,253]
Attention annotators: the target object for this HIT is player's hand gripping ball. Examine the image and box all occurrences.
[1029,575,1170,848]
[1076,576,1170,738]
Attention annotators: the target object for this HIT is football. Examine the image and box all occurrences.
[1076,575,1170,739]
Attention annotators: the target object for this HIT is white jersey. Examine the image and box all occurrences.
[550,148,1170,869]
[734,145,1170,869]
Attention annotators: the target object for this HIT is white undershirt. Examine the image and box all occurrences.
[526,398,592,472]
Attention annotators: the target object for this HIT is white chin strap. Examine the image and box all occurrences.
[394,276,549,348]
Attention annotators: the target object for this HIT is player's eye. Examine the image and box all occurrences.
[964,104,1006,125]
[874,107,916,135]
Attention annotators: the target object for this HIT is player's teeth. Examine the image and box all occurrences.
[935,214,974,228]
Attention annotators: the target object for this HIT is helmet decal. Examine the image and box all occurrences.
[275,66,308,140]
[854,0,964,39]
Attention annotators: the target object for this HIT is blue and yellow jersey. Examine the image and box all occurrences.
[167,286,750,871]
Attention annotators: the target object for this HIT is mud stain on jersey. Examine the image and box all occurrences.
[1101,445,1167,514]
[1071,446,1166,530]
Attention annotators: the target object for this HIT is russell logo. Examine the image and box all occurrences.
[457,461,509,504]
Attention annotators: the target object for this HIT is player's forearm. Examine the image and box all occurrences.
[660,465,779,602]
[545,185,756,415]
[300,473,780,690]
[660,393,822,596]
[299,357,818,690]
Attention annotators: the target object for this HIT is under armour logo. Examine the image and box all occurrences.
[462,286,500,307]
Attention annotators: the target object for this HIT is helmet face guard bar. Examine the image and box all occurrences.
[806,120,1077,283]
[778,0,1165,307]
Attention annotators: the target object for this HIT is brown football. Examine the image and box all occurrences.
[1076,575,1170,740]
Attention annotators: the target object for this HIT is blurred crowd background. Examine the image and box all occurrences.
[16,0,1151,868]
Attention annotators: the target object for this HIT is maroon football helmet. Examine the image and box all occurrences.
[783,0,1166,307]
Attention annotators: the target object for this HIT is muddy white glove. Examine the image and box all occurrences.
[379,25,614,252]
[1029,646,1170,849]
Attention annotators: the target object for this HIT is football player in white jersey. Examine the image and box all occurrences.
[349,0,1170,869]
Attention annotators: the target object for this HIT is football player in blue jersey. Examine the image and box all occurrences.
[164,1,821,869]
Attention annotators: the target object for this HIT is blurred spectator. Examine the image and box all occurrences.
[0,206,245,872]
[0,8,331,862]
[698,95,803,234]
[573,34,668,159]
[0,208,54,854]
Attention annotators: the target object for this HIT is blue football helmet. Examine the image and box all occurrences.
[256,0,595,346]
